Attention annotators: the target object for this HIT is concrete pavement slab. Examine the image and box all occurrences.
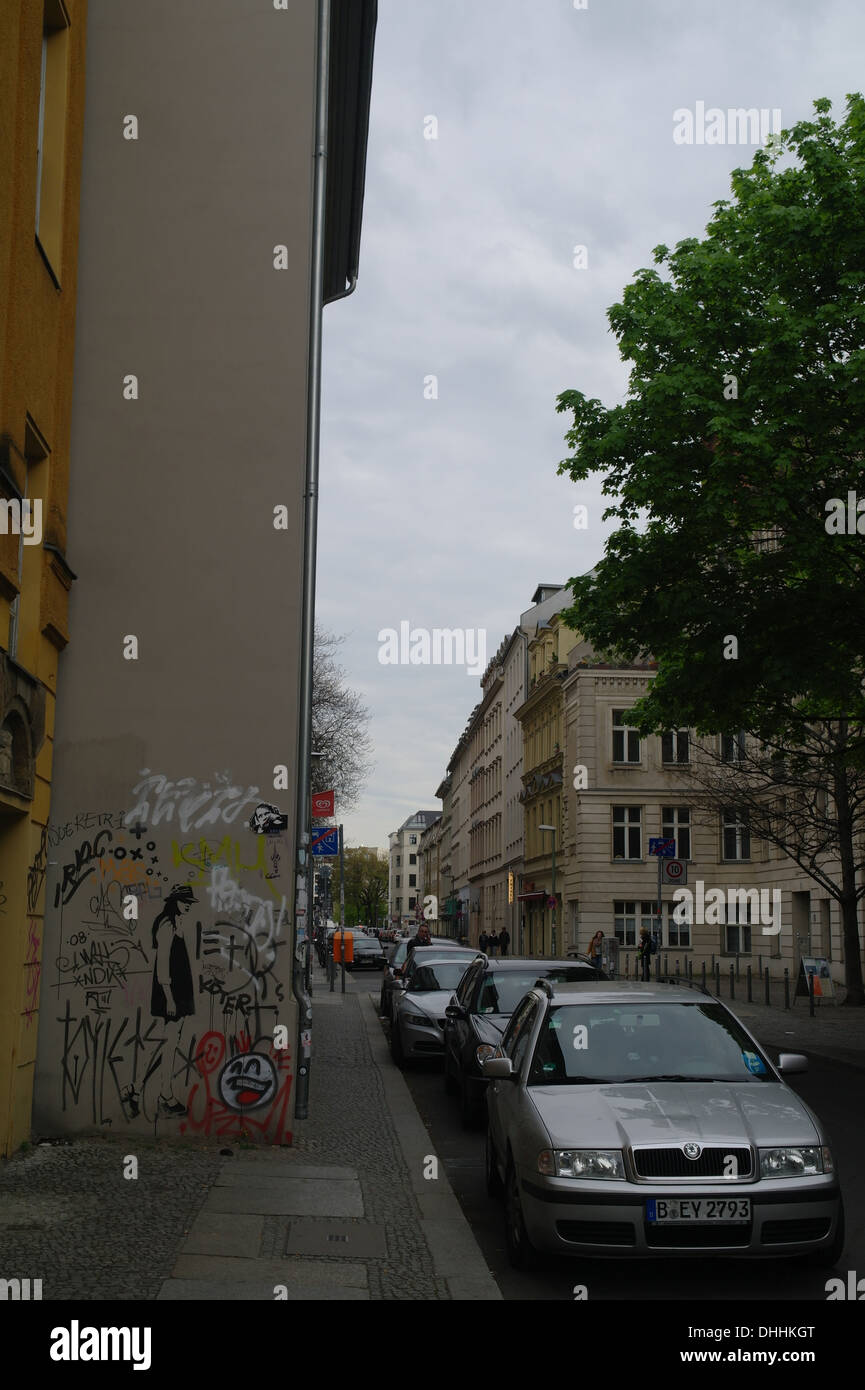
[183,1211,264,1258]
[200,1179,364,1218]
[170,1252,368,1285]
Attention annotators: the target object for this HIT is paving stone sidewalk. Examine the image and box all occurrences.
[158,975,501,1301]
[730,990,865,1070]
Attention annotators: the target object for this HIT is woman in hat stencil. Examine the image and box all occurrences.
[151,883,198,1116]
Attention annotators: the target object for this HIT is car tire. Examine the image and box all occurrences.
[799,1202,846,1269]
[485,1127,503,1199]
[459,1072,479,1130]
[390,1019,409,1070]
[505,1156,541,1270]
[443,1051,458,1095]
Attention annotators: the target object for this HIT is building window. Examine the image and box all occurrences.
[666,899,691,948]
[409,835,417,844]
[395,875,400,888]
[36,0,71,278]
[724,903,752,954]
[408,897,416,910]
[661,806,690,860]
[409,874,416,888]
[661,729,689,763]
[721,731,746,763]
[612,806,642,860]
[396,855,401,866]
[722,809,750,861]
[409,853,416,865]
[614,900,637,946]
[612,710,640,763]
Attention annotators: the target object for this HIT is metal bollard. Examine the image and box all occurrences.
[747,964,752,1002]
[784,967,790,1010]
[764,965,770,1006]
[701,961,707,991]
[735,951,740,981]
[688,957,693,979]
[729,964,735,999]
[714,961,721,995]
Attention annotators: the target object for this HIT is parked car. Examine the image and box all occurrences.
[483,978,845,1270]
[379,935,466,1020]
[345,934,387,971]
[443,956,606,1128]
[389,951,481,1068]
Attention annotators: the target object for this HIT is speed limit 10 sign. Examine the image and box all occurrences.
[662,859,687,885]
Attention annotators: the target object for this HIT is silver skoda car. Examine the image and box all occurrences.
[390,952,479,1068]
[484,980,845,1269]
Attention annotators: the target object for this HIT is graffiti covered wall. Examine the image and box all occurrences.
[35,775,298,1141]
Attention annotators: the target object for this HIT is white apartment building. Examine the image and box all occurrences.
[388,810,440,926]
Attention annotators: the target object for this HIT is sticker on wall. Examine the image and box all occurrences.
[248,802,288,835]
[218,1051,279,1111]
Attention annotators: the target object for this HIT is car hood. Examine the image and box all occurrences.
[473,1014,509,1045]
[529,1082,821,1150]
[401,989,454,1017]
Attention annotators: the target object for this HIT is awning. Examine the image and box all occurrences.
[517,890,546,902]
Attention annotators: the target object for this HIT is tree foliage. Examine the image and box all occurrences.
[557,96,865,1001]
[311,626,373,815]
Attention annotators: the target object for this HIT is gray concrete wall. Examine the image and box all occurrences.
[33,0,317,1141]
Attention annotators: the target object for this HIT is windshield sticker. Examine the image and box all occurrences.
[543,1062,556,1073]
[550,1018,562,1029]
[742,1050,766,1075]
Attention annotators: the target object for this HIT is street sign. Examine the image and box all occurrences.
[311,828,339,856]
[312,789,335,817]
[649,837,676,857]
[662,859,687,885]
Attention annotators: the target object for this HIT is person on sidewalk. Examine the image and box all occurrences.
[488,930,499,956]
[479,930,489,954]
[499,927,510,957]
[636,926,653,982]
[589,929,605,972]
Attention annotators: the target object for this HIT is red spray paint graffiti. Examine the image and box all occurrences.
[179,1029,293,1143]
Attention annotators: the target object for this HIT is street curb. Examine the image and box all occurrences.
[358,991,503,1300]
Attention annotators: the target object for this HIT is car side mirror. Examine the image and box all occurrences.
[445,1004,465,1021]
[482,1056,515,1080]
[776,1052,808,1075]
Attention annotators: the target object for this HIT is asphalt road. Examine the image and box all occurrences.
[357,977,864,1302]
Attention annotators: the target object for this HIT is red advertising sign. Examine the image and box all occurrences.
[311,789,335,817]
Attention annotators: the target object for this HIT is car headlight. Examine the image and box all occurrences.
[405,1012,432,1027]
[476,1044,497,1066]
[759,1146,831,1178]
[537,1149,625,1180]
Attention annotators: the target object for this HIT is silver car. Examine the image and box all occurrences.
[390,952,480,1068]
[484,979,845,1269]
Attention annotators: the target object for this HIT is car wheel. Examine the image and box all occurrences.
[459,1073,479,1129]
[799,1202,846,1269]
[485,1127,503,1199]
[443,1051,458,1095]
[505,1157,540,1270]
[390,1019,409,1069]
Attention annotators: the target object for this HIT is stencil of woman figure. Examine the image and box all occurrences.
[151,883,197,1116]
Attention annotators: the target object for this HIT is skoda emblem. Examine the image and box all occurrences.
[683,1143,701,1160]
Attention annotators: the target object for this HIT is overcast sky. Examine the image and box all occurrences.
[317,0,865,851]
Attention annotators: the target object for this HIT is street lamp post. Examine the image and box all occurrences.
[539,824,557,958]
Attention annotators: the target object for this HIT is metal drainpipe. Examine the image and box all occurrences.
[293,0,331,1123]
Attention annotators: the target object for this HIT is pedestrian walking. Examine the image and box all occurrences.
[479,930,489,954]
[488,930,499,956]
[636,926,653,982]
[499,927,510,957]
[589,929,604,972]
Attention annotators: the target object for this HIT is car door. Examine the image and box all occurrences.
[446,960,481,1071]
[488,995,541,1162]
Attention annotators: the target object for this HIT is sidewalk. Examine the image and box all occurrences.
[156,966,502,1301]
[726,992,865,1071]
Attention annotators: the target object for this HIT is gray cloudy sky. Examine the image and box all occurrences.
[317,0,865,850]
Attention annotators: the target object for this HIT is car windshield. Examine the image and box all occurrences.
[407,962,470,992]
[388,942,408,966]
[527,1002,776,1085]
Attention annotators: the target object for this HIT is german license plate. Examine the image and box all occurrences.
[646,1198,751,1224]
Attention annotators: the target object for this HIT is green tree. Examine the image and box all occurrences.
[332,846,388,928]
[557,95,865,1003]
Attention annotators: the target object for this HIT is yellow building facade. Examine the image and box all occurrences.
[0,0,85,1155]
